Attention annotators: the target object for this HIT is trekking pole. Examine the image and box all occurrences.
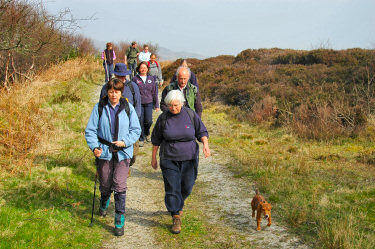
[89,166,98,227]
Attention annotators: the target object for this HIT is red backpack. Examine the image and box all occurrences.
[147,61,159,68]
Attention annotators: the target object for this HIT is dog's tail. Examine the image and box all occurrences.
[255,188,259,195]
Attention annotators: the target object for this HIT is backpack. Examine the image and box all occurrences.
[147,61,159,68]
[98,96,130,119]
[125,80,137,107]
[160,107,195,132]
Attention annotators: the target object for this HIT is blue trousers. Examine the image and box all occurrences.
[103,62,114,82]
[140,103,153,141]
[160,158,198,215]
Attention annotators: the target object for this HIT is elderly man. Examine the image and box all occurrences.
[160,67,202,117]
[170,60,198,88]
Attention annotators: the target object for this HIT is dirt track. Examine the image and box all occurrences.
[96,87,309,248]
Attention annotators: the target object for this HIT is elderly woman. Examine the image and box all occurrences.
[132,61,159,147]
[151,90,210,234]
[85,78,141,236]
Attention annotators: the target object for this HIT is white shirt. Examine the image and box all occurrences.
[138,51,151,62]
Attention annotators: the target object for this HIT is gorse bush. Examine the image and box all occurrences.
[164,48,375,139]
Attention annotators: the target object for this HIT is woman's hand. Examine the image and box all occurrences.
[201,136,211,158]
[93,147,103,158]
[112,141,125,148]
[151,157,158,169]
[155,108,160,112]
[203,144,211,158]
[151,145,160,170]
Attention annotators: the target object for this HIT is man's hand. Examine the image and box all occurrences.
[155,108,160,112]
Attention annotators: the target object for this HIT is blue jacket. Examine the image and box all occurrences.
[85,101,141,161]
[132,75,159,108]
[99,80,141,120]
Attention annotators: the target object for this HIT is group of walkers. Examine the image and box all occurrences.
[85,42,210,237]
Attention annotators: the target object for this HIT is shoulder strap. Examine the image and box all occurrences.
[160,111,168,132]
[147,61,150,67]
[98,97,130,119]
[185,107,195,128]
[126,81,136,107]
[155,61,159,67]
[160,108,195,132]
[121,97,130,118]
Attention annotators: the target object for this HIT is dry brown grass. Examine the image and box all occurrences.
[0,58,100,175]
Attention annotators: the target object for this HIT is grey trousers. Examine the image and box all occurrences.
[97,158,130,194]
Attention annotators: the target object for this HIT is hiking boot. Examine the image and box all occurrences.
[99,196,110,217]
[114,226,124,236]
[139,141,144,147]
[171,215,181,234]
[114,213,125,236]
[145,136,151,143]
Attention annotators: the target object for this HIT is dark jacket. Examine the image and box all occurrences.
[151,107,208,161]
[132,75,159,108]
[160,81,202,117]
[99,80,141,119]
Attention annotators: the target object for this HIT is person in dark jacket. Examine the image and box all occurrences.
[151,90,210,234]
[99,63,141,120]
[132,61,159,147]
[170,59,198,88]
[85,78,141,236]
[160,67,202,117]
[102,42,116,82]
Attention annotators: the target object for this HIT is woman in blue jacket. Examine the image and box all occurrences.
[85,78,141,236]
[132,61,159,147]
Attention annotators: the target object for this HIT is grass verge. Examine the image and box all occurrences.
[202,103,375,249]
[0,58,107,248]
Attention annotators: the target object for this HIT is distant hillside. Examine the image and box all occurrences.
[163,48,375,139]
[158,46,207,61]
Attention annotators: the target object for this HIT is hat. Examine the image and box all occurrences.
[114,63,131,76]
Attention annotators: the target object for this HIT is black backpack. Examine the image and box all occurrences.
[160,107,196,132]
[98,96,130,119]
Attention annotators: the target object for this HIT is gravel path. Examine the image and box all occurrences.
[96,87,309,248]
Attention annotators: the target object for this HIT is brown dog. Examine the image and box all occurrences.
[251,188,272,231]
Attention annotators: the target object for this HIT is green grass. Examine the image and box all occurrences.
[203,104,375,249]
[0,63,105,248]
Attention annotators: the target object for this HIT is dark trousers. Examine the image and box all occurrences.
[140,103,153,141]
[103,62,114,82]
[97,158,130,214]
[160,158,198,215]
[128,61,137,80]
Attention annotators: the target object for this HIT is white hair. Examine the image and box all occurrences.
[176,66,191,79]
[164,90,185,106]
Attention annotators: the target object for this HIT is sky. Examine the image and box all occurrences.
[44,0,375,57]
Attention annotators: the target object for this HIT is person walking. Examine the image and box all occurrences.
[132,61,159,147]
[102,42,116,82]
[138,44,151,62]
[148,53,164,87]
[160,66,202,117]
[99,63,142,167]
[125,41,140,80]
[85,78,141,236]
[151,90,211,234]
[170,59,198,88]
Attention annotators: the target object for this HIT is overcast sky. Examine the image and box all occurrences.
[44,0,375,57]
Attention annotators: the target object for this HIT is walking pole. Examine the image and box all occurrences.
[89,164,98,227]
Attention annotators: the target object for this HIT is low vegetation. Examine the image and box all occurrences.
[0,58,104,248]
[203,103,375,249]
[164,48,375,140]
